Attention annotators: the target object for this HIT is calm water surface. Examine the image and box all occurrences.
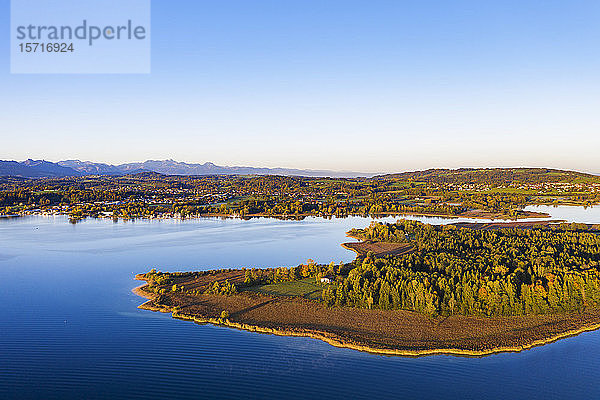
[1,209,600,399]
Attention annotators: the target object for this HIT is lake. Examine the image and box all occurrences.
[1,208,600,399]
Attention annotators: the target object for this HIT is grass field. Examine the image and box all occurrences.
[244,278,328,300]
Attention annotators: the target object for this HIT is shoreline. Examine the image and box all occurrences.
[132,279,600,358]
[5,208,554,222]
[7,197,600,222]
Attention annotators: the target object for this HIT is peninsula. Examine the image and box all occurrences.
[134,220,600,356]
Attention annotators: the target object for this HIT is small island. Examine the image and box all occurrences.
[134,220,600,356]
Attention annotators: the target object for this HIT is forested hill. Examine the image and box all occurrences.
[379,168,600,185]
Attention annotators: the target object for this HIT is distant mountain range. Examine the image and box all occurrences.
[0,160,79,178]
[0,159,375,178]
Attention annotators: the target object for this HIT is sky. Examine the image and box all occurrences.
[2,0,600,174]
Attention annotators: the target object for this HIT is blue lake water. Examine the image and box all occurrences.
[1,209,600,399]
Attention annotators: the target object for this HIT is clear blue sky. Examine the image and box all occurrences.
[2,0,599,173]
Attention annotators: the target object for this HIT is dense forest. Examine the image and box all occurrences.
[328,221,600,316]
